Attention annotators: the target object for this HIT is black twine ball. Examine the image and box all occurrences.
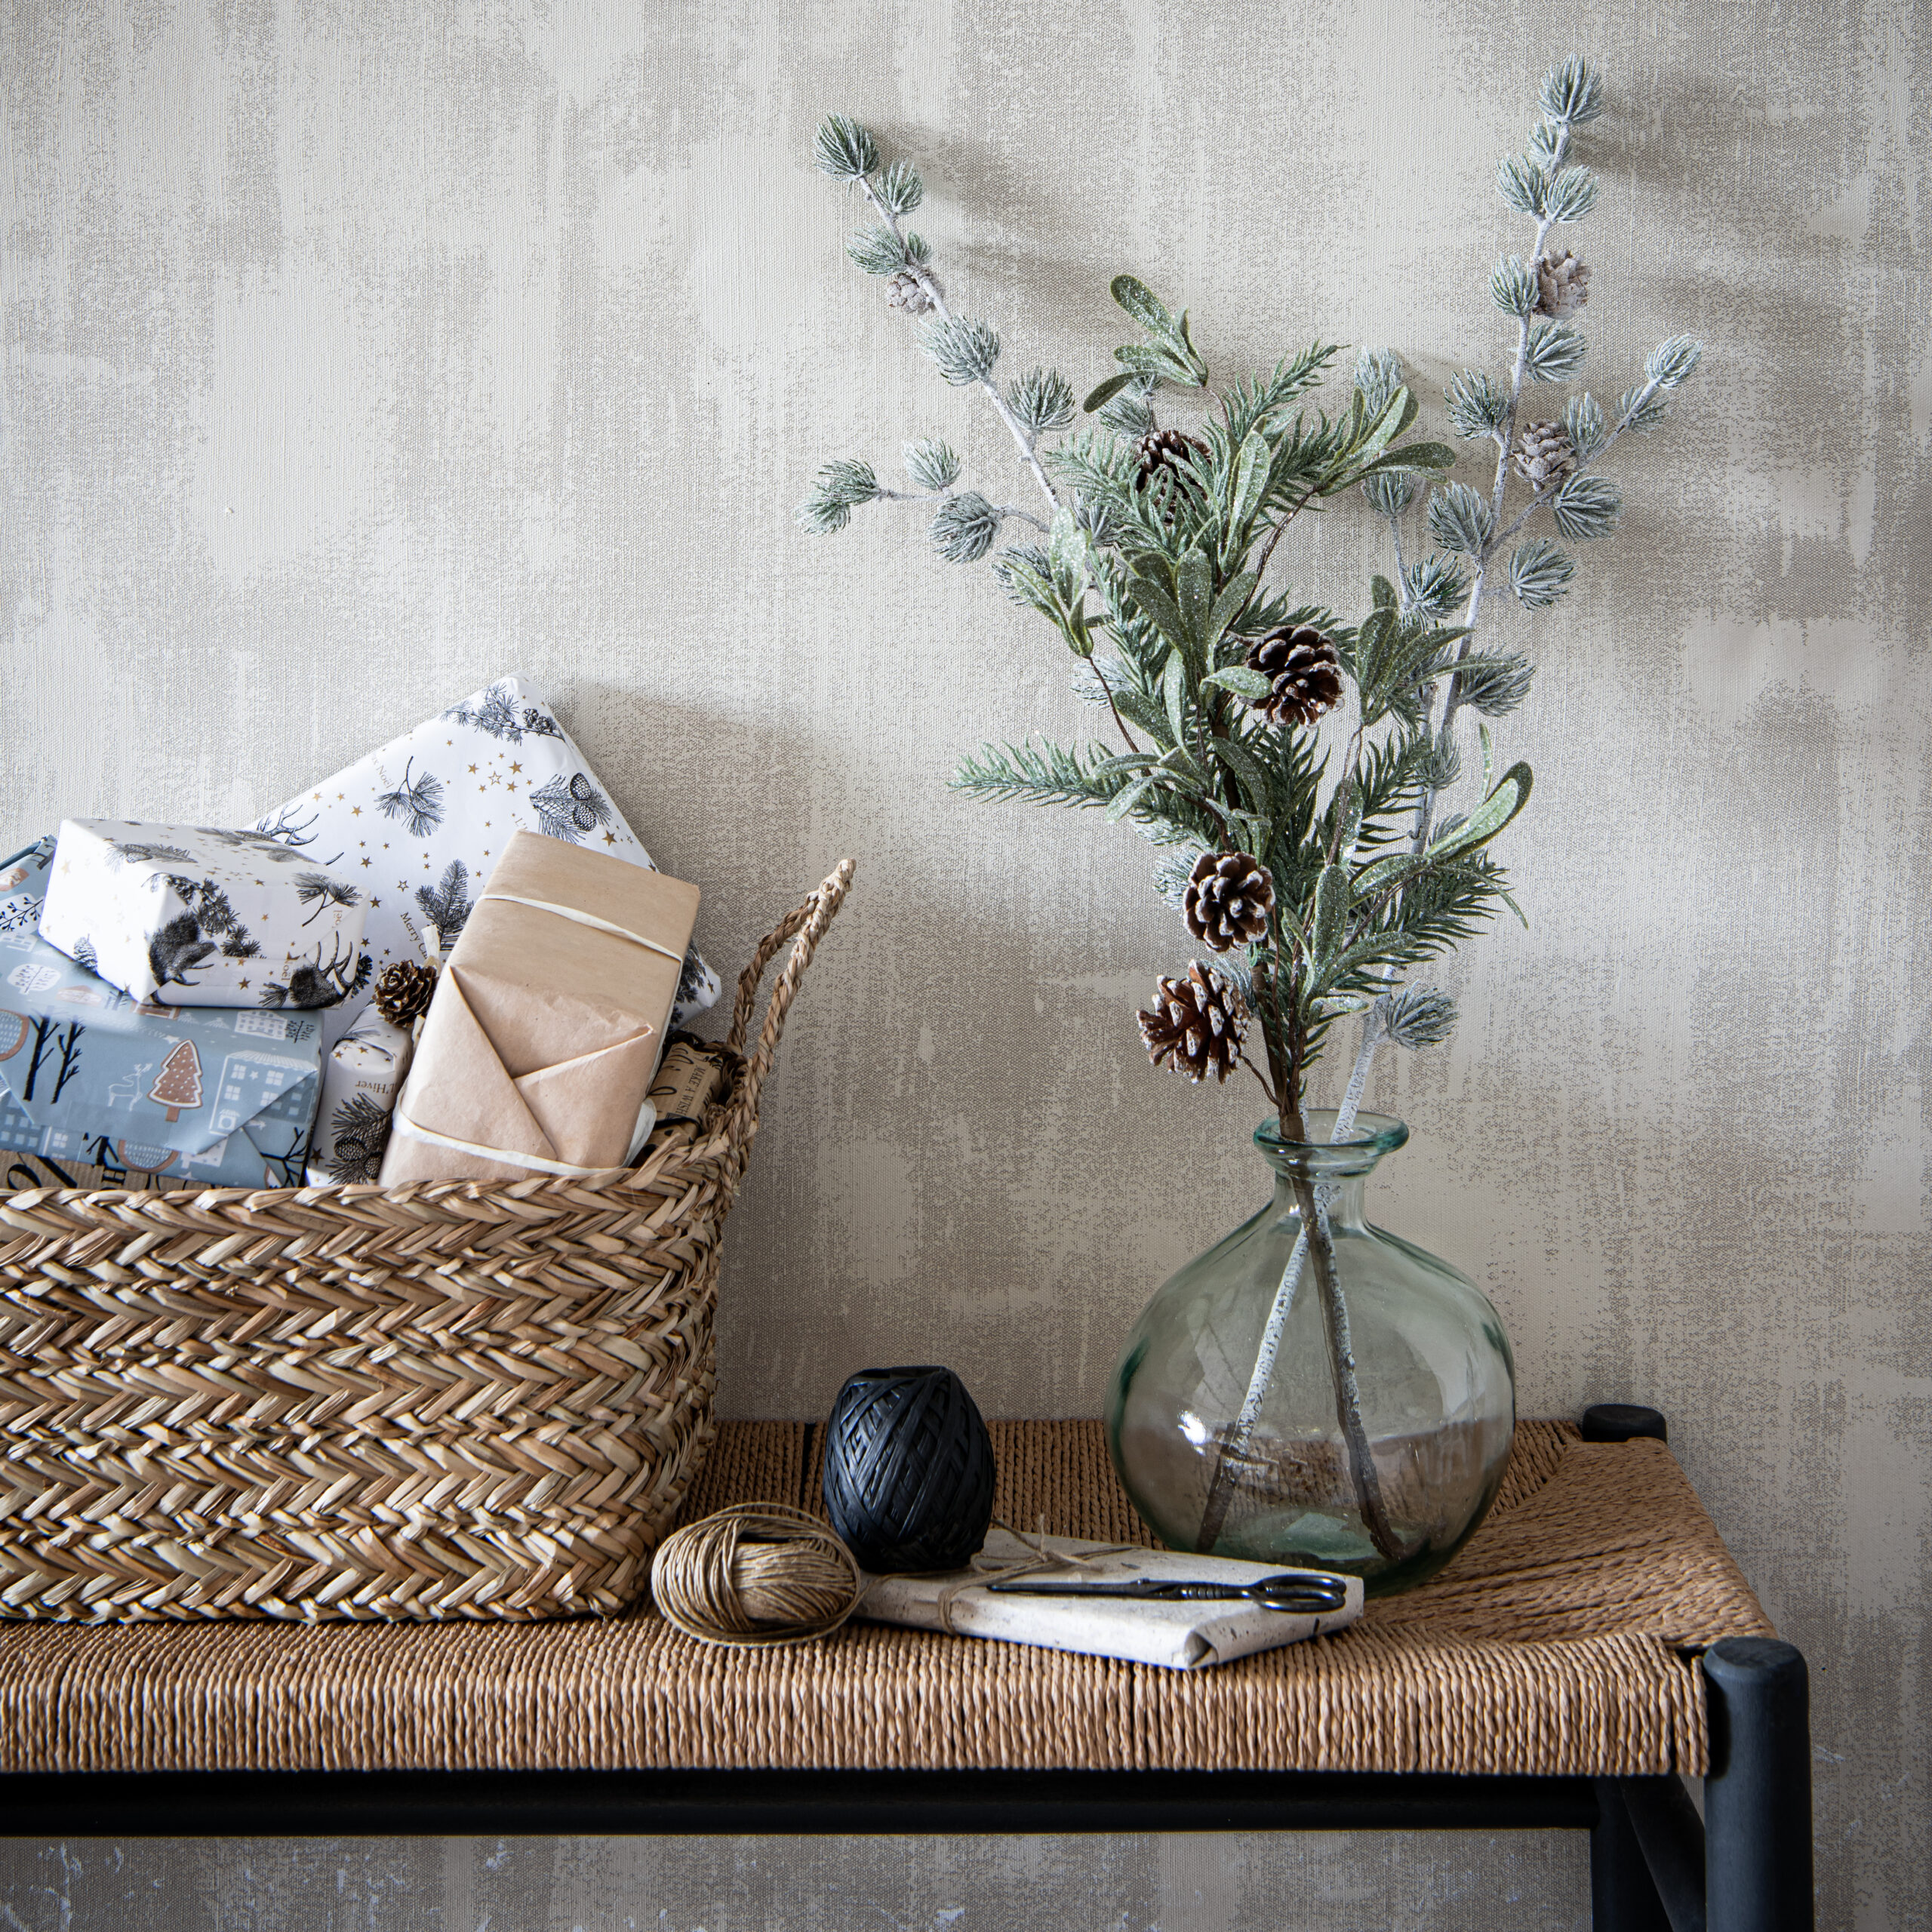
[822,1366,996,1573]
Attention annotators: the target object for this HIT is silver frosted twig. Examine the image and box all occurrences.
[852,174,1063,517]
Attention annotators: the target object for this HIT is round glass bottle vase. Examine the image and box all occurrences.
[1105,1111,1515,1595]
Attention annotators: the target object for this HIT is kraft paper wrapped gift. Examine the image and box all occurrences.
[254,673,719,1053]
[37,817,368,1010]
[379,831,699,1186]
[0,839,324,1189]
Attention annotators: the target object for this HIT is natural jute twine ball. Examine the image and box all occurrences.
[649,1501,865,1647]
[823,1365,996,1572]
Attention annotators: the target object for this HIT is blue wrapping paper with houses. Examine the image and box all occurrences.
[254,672,720,1052]
[0,840,321,1188]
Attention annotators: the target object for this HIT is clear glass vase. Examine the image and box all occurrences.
[1105,1111,1515,1595]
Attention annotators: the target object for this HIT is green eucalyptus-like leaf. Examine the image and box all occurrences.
[1229,433,1269,535]
[1111,274,1177,336]
[1049,506,1089,580]
[1351,386,1414,469]
[1352,850,1432,900]
[1355,442,1456,479]
[1205,568,1259,648]
[1175,549,1213,653]
[1311,863,1352,965]
[1125,571,1189,656]
[1335,774,1364,858]
[1427,761,1534,859]
[1210,734,1275,817]
[1202,666,1272,699]
[1082,371,1142,414]
[1163,649,1189,749]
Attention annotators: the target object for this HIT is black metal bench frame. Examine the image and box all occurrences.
[0,1410,1814,1932]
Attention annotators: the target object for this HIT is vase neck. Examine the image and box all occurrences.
[1272,1171,1370,1233]
[1255,1110,1407,1236]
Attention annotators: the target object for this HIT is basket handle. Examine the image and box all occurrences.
[722,858,857,1131]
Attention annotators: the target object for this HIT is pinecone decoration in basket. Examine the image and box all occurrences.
[374,958,438,1029]
[1184,851,1276,952]
[1134,429,1206,510]
[1513,420,1578,493]
[1244,625,1344,728]
[1139,961,1247,1084]
[886,269,937,314]
[1534,247,1591,320]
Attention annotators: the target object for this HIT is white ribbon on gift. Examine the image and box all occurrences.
[386,1110,637,1182]
[477,892,686,965]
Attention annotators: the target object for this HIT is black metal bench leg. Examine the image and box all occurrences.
[1703,1637,1814,1932]
[1593,1777,1672,1930]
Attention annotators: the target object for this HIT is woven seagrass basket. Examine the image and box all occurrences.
[0,860,854,1623]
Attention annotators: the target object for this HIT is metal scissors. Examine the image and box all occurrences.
[985,1570,1350,1614]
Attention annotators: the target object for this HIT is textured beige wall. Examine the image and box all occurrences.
[2,0,1926,1925]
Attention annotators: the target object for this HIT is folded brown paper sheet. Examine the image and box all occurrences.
[378,832,700,1186]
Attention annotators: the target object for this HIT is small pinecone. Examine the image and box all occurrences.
[1184,851,1276,952]
[886,269,937,315]
[1534,248,1591,320]
[1245,625,1344,728]
[1134,428,1205,496]
[1140,961,1247,1084]
[1513,420,1577,492]
[374,958,438,1029]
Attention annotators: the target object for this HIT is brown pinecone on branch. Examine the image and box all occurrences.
[374,958,438,1029]
[1134,429,1205,502]
[1513,420,1577,492]
[1139,961,1247,1084]
[886,269,937,314]
[1245,625,1344,728]
[1184,851,1276,952]
[1533,248,1591,320]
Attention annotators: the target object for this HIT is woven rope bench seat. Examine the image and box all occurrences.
[0,1419,1770,1780]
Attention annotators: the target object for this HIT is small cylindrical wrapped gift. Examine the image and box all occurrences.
[306,1010,414,1185]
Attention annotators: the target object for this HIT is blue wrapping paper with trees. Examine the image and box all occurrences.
[0,839,321,1189]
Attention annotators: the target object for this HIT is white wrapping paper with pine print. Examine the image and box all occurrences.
[305,1009,413,1186]
[38,818,368,1011]
[254,674,719,1051]
[857,1529,1363,1671]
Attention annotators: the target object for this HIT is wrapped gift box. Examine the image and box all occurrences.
[0,840,322,1189]
[306,1008,414,1185]
[255,673,719,1051]
[859,1529,1364,1671]
[38,817,368,1011]
[379,831,698,1186]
